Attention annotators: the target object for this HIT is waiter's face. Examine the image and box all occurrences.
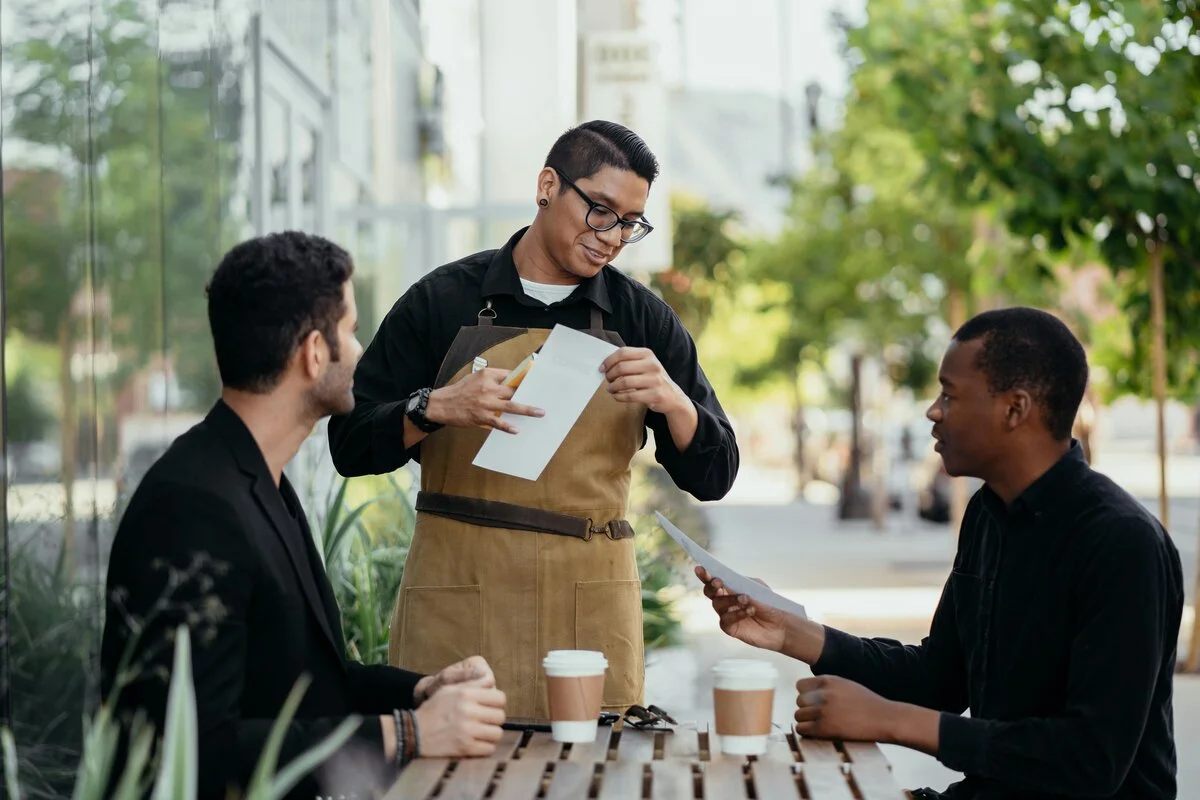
[308,280,362,417]
[542,166,650,281]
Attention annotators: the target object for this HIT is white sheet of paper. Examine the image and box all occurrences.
[655,512,808,619]
[472,324,618,481]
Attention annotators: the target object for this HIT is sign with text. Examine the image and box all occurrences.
[579,31,671,274]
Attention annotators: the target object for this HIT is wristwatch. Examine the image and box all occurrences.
[404,388,443,433]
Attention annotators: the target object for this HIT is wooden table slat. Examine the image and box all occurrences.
[521,731,566,762]
[751,761,803,800]
[842,741,892,768]
[848,763,909,800]
[651,760,697,800]
[757,734,798,763]
[702,760,749,799]
[381,759,451,800]
[597,761,647,799]
[615,728,658,762]
[798,762,855,800]
[795,737,844,764]
[663,726,701,761]
[489,759,550,800]
[494,729,524,761]
[435,758,501,800]
[382,727,908,799]
[568,725,613,762]
[703,730,745,762]
[544,761,596,799]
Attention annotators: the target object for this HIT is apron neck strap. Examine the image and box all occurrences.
[477,299,496,327]
[477,300,603,331]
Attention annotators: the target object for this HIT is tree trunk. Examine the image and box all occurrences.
[1149,247,1169,531]
[791,368,808,499]
[948,283,969,533]
[1191,477,1200,672]
[58,318,77,576]
[870,385,889,530]
[839,353,870,519]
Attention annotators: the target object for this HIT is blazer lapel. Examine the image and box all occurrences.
[279,476,349,655]
[206,401,345,666]
[248,476,343,662]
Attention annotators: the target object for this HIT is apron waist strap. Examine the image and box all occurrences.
[415,491,634,541]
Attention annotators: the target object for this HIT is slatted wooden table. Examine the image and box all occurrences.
[383,724,911,799]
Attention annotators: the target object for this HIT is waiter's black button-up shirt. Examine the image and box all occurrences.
[815,443,1183,799]
[328,227,739,501]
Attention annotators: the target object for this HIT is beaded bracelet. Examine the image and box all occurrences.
[401,709,418,764]
[392,709,420,768]
[398,714,412,767]
[409,709,421,760]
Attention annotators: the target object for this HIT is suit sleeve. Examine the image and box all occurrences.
[345,662,423,714]
[101,484,390,799]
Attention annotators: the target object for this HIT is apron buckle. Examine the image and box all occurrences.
[587,519,636,541]
[587,519,614,541]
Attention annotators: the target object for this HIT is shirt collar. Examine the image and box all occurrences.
[981,440,1089,520]
[481,226,614,313]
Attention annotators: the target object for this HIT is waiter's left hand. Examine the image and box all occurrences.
[601,347,688,414]
[414,655,496,706]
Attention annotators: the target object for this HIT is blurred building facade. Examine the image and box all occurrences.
[0,0,685,788]
[0,0,434,792]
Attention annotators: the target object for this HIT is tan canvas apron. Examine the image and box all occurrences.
[389,303,648,718]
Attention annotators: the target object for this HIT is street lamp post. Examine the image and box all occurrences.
[804,80,822,135]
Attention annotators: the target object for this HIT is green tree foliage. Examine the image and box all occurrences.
[651,197,746,340]
[858,0,1200,398]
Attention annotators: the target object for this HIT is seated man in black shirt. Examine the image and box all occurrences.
[101,232,507,799]
[699,307,1183,799]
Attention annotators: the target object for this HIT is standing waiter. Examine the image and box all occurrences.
[328,120,738,718]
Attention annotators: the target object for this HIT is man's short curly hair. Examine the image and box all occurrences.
[953,307,1088,441]
[206,231,353,393]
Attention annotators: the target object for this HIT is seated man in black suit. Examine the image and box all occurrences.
[100,231,508,799]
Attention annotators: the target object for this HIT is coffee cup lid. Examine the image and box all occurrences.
[711,659,778,679]
[543,649,608,669]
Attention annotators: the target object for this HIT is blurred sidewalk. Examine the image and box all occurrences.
[644,456,1200,794]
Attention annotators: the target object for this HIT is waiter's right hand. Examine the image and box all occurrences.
[427,368,545,434]
[414,684,507,757]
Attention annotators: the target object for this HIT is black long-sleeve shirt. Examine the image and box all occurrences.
[328,227,739,501]
[814,443,1182,799]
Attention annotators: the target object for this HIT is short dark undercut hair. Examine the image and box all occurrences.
[953,307,1088,441]
[544,120,659,187]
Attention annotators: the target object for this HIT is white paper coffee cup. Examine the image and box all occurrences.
[543,650,608,742]
[711,659,778,755]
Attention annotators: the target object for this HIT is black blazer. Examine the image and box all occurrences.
[100,400,421,798]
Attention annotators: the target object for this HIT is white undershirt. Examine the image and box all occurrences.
[520,277,578,306]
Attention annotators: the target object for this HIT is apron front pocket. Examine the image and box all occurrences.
[397,584,482,676]
[575,580,644,708]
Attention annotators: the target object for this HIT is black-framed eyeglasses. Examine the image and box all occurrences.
[551,166,654,244]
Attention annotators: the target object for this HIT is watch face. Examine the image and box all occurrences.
[407,394,421,414]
